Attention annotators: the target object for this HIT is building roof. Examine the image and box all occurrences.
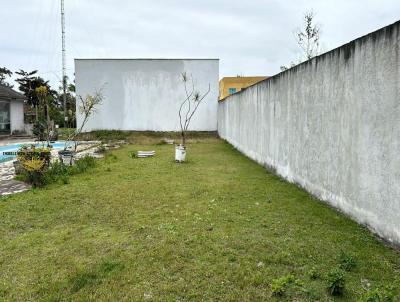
[220,76,269,81]
[0,84,26,100]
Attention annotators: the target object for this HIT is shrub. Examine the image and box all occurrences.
[29,155,97,186]
[72,155,96,174]
[17,145,51,187]
[43,160,69,184]
[339,251,357,271]
[327,268,346,296]
[271,274,296,296]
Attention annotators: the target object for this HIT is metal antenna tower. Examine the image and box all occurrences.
[61,0,67,127]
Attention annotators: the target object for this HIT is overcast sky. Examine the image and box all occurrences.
[1,0,400,88]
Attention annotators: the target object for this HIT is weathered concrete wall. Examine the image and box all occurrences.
[218,21,400,244]
[75,59,219,131]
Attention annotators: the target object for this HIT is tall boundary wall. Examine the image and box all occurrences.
[218,21,400,244]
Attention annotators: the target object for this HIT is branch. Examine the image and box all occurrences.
[184,83,210,132]
[178,76,194,133]
[184,75,195,130]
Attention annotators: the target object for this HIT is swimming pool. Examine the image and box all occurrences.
[0,141,73,163]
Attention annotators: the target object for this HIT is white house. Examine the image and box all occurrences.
[0,84,26,135]
[75,59,219,132]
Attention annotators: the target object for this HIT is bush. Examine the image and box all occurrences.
[22,155,97,187]
[271,274,296,296]
[69,155,96,175]
[43,160,69,184]
[17,145,52,187]
[327,268,346,296]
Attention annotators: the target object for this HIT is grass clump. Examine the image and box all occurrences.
[307,266,320,280]
[327,268,346,296]
[271,274,296,296]
[339,250,357,271]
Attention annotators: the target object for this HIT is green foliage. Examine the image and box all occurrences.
[70,272,98,293]
[15,69,57,108]
[271,274,296,296]
[339,251,357,271]
[99,260,125,274]
[105,153,118,163]
[129,151,137,158]
[42,160,69,184]
[41,155,96,186]
[17,145,51,187]
[0,66,13,87]
[32,120,47,141]
[358,285,397,302]
[69,155,96,175]
[307,266,320,280]
[327,268,346,296]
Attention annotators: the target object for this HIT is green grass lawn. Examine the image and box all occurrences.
[0,138,399,301]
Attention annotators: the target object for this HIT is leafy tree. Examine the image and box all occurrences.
[15,70,57,121]
[0,67,13,87]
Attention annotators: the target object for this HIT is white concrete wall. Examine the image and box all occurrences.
[75,59,219,131]
[10,100,25,133]
[218,21,400,244]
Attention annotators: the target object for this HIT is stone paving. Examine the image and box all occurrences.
[0,161,30,196]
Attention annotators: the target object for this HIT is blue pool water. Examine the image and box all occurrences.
[0,141,73,163]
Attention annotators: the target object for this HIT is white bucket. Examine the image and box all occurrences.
[175,145,186,162]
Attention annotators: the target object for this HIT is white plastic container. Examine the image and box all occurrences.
[175,145,186,162]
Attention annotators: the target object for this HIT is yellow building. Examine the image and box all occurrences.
[219,76,269,100]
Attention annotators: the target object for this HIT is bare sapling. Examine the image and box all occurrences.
[178,72,210,146]
[64,88,104,152]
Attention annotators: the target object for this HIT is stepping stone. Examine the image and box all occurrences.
[137,151,156,158]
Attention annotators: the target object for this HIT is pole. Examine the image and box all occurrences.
[61,0,67,128]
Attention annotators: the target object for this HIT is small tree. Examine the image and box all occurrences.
[64,89,103,151]
[0,67,13,87]
[35,86,51,144]
[178,72,210,146]
[15,70,57,122]
[280,10,321,71]
[295,10,321,60]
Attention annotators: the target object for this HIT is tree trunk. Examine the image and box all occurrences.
[181,131,186,146]
[46,104,50,126]
[35,106,38,122]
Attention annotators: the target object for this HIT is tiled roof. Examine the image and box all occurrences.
[0,84,26,100]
